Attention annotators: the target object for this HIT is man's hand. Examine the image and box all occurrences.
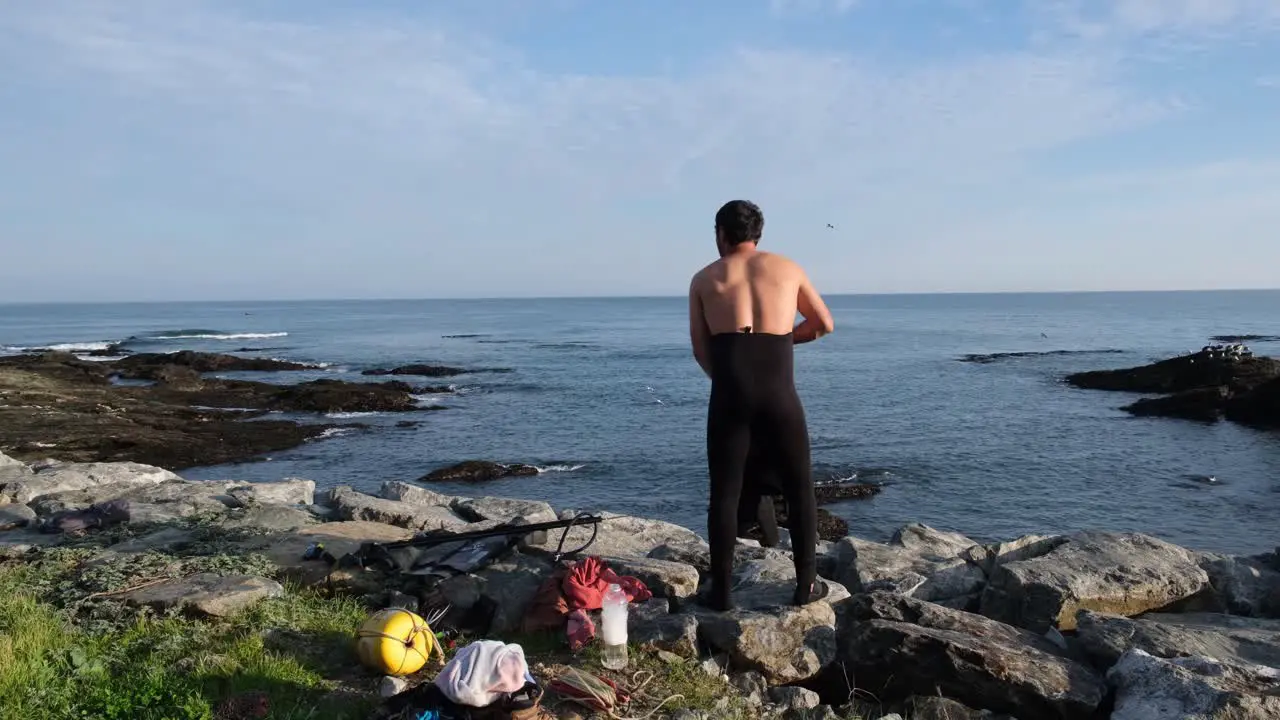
[793,270,834,344]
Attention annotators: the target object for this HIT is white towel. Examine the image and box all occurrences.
[433,640,530,708]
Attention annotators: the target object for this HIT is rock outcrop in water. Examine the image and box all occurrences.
[0,352,438,468]
[419,460,540,483]
[960,349,1126,364]
[3,451,1277,718]
[1067,349,1280,427]
[114,351,318,375]
[362,364,512,377]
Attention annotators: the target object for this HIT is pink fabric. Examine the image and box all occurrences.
[562,556,653,610]
[566,609,596,652]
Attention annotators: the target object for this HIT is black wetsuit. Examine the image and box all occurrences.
[706,329,817,610]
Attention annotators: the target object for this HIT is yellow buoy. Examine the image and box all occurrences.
[354,608,440,676]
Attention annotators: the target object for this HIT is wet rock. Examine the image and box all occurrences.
[227,478,315,507]
[1212,334,1280,343]
[838,592,1105,720]
[770,687,820,712]
[1107,648,1280,720]
[830,528,987,608]
[114,351,316,375]
[1199,552,1280,618]
[1124,386,1230,422]
[266,379,419,414]
[696,560,843,685]
[602,556,700,604]
[0,503,36,531]
[420,460,540,483]
[813,481,882,504]
[631,598,699,658]
[362,364,471,377]
[761,503,847,542]
[378,480,454,507]
[1066,352,1280,394]
[961,349,1125,364]
[327,486,467,530]
[979,531,1210,633]
[452,496,556,525]
[1227,375,1280,428]
[123,573,283,618]
[2,460,180,504]
[1076,611,1280,672]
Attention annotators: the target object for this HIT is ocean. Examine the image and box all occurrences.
[3,291,1279,556]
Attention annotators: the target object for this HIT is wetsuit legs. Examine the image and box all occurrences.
[758,409,817,605]
[707,409,749,612]
[738,454,780,547]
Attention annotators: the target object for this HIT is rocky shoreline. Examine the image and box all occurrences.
[0,351,456,468]
[2,452,1277,719]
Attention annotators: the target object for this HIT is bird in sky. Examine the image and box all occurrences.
[826,223,835,229]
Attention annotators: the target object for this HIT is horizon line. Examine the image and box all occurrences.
[1,286,1278,306]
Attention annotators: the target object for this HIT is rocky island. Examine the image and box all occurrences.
[1,448,1277,718]
[1066,346,1280,426]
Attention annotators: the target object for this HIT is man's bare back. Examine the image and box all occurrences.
[689,232,833,376]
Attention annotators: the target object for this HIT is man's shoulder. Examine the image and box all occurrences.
[690,260,721,285]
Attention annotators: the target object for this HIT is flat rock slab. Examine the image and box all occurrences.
[2,460,179,503]
[227,478,315,506]
[631,598,699,658]
[379,480,455,508]
[839,591,1105,720]
[979,531,1210,633]
[123,573,283,618]
[526,512,707,560]
[237,521,414,587]
[453,496,556,525]
[221,505,316,533]
[1076,611,1280,672]
[1107,648,1280,720]
[327,486,467,530]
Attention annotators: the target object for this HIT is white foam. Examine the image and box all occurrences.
[535,464,586,473]
[413,395,448,408]
[145,332,288,341]
[316,427,355,439]
[6,341,115,353]
[325,411,382,419]
[76,354,128,362]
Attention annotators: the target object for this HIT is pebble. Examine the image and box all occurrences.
[379,676,409,698]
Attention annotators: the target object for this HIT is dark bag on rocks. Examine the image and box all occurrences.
[38,499,132,534]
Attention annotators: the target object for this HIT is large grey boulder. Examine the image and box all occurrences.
[526,511,707,560]
[960,534,1065,577]
[473,553,555,634]
[122,573,283,618]
[602,556,700,604]
[631,598,699,658]
[838,591,1105,720]
[327,486,467,530]
[1107,648,1280,720]
[830,524,987,608]
[28,479,239,521]
[1,460,179,504]
[979,531,1210,633]
[452,496,556,525]
[1198,552,1280,618]
[0,503,37,531]
[1076,610,1280,672]
[379,480,455,507]
[227,478,315,506]
[696,558,847,685]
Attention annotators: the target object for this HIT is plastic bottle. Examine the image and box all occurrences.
[600,583,629,670]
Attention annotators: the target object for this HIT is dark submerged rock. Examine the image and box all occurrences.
[420,460,540,483]
[960,349,1125,364]
[813,481,881,504]
[1211,334,1280,343]
[114,351,317,375]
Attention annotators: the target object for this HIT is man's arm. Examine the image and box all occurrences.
[793,268,834,344]
[688,277,712,377]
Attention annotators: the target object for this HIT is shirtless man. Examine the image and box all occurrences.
[688,199,835,611]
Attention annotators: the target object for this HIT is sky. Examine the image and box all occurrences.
[1,0,1278,302]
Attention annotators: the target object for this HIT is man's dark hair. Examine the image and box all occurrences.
[715,200,764,247]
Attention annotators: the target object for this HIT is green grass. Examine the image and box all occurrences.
[0,558,376,720]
